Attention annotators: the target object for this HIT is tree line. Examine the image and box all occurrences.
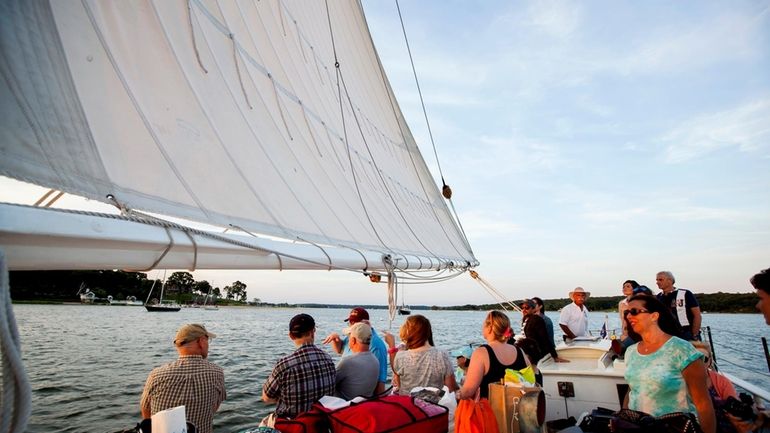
[9,270,759,313]
[437,292,759,314]
[9,270,257,305]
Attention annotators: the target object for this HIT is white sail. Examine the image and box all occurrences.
[0,0,476,271]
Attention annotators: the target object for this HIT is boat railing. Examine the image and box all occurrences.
[722,372,769,408]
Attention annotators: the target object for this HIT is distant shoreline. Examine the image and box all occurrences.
[12,297,761,314]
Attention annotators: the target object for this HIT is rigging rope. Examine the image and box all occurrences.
[469,270,521,313]
[323,0,394,256]
[394,0,445,188]
[392,0,475,257]
[384,256,398,327]
[0,249,32,433]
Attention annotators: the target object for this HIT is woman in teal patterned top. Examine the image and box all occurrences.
[623,294,716,433]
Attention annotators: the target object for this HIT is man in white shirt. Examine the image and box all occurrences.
[559,287,590,340]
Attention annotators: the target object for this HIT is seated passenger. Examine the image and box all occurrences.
[452,346,472,386]
[334,322,379,400]
[323,307,388,394]
[262,313,335,419]
[455,311,530,433]
[384,314,457,395]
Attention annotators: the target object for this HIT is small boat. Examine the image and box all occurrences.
[143,273,180,312]
[108,295,144,306]
[202,288,218,311]
[398,307,411,315]
[77,285,96,304]
[144,300,181,312]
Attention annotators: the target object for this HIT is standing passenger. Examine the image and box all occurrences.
[520,299,568,364]
[559,287,590,340]
[752,267,770,325]
[532,297,554,345]
[262,314,335,419]
[619,280,639,340]
[655,271,702,340]
[140,324,225,433]
[727,267,770,431]
[622,294,715,433]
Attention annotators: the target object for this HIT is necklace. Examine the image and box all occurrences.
[639,336,669,354]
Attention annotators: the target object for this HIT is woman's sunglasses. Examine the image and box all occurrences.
[623,308,650,317]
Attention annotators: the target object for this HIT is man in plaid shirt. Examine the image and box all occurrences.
[262,313,336,418]
[140,324,226,433]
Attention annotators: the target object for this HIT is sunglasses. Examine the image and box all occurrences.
[623,308,650,317]
[520,305,532,310]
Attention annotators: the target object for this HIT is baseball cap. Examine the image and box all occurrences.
[348,322,372,344]
[452,346,473,359]
[344,307,369,324]
[519,299,536,309]
[174,323,216,346]
[289,313,315,335]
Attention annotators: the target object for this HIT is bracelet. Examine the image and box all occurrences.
[387,346,399,355]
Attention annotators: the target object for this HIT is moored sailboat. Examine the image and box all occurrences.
[143,273,181,312]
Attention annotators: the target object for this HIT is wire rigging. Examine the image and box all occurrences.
[392,0,475,258]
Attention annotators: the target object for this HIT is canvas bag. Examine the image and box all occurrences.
[488,382,545,433]
[455,393,499,433]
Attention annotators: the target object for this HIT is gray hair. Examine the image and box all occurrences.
[657,271,675,284]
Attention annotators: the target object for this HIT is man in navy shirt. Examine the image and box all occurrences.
[655,271,702,341]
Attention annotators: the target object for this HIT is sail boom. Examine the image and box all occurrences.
[0,203,470,272]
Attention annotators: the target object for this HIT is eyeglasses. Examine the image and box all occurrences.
[623,308,650,317]
[520,305,531,310]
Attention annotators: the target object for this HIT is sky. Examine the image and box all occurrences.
[3,1,769,306]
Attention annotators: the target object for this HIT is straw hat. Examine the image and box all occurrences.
[569,287,590,300]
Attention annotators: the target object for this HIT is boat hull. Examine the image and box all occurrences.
[538,339,627,421]
[144,305,181,312]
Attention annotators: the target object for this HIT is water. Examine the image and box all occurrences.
[12,305,770,432]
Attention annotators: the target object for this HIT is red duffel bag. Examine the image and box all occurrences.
[274,408,329,433]
[315,395,448,433]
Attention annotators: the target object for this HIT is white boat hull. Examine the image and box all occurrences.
[538,339,627,421]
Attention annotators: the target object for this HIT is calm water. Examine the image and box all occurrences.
[13,305,770,433]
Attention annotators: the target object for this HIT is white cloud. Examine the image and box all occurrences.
[616,9,766,76]
[660,99,770,163]
[525,0,584,40]
[471,134,565,175]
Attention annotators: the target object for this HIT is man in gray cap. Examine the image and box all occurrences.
[334,322,379,400]
[140,323,225,433]
[323,307,388,394]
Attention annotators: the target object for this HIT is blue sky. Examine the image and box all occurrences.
[204,1,770,305]
[343,0,770,304]
[3,1,769,306]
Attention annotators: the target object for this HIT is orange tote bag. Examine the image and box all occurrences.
[455,396,500,433]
